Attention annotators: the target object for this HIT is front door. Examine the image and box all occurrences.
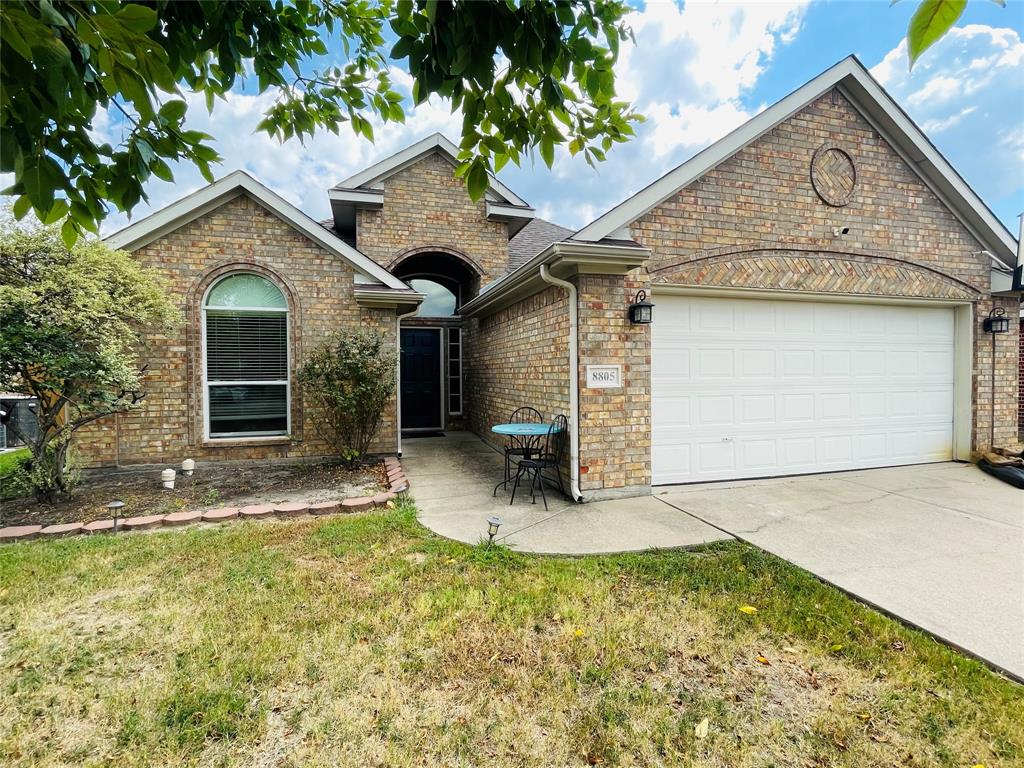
[400,328,443,431]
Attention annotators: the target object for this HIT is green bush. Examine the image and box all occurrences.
[297,329,396,466]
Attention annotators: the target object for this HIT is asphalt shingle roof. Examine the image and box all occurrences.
[507,218,574,271]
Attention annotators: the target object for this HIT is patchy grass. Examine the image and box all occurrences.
[0,500,1020,767]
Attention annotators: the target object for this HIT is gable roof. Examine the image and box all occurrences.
[334,133,530,207]
[104,171,410,290]
[507,217,574,271]
[572,55,1018,269]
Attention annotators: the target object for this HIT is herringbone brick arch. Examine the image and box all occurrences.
[652,251,980,301]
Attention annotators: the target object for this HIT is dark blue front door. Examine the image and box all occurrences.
[400,328,442,430]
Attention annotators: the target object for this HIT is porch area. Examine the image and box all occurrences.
[401,431,728,554]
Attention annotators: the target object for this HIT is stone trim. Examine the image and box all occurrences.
[0,458,410,544]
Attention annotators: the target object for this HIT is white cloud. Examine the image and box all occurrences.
[920,106,976,134]
[645,101,754,157]
[871,23,1024,205]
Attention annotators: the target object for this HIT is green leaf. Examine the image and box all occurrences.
[465,160,488,201]
[41,199,70,225]
[115,4,158,33]
[907,0,967,69]
[60,217,79,249]
[539,136,554,168]
[12,195,31,220]
[158,99,188,124]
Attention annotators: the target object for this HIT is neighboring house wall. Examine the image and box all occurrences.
[76,194,398,467]
[624,89,1018,464]
[465,286,570,454]
[355,153,510,286]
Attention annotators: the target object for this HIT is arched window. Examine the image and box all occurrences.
[408,278,458,317]
[203,273,289,438]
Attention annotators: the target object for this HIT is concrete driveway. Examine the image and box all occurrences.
[656,462,1024,680]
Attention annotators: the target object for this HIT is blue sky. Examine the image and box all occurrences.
[99,0,1024,238]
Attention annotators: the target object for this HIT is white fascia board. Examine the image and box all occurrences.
[485,201,536,225]
[334,133,530,207]
[328,188,384,208]
[104,170,408,290]
[572,56,1017,269]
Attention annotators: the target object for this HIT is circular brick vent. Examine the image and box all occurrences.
[811,145,856,207]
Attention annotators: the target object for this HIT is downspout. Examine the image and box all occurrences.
[539,264,584,502]
[395,306,418,457]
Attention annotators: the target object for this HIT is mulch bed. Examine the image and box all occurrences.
[0,460,390,528]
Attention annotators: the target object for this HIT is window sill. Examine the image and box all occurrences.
[202,437,292,449]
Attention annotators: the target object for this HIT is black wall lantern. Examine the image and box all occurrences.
[983,307,1010,334]
[628,290,654,324]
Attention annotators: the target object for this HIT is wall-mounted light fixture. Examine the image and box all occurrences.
[831,225,851,237]
[983,307,1010,334]
[628,290,654,325]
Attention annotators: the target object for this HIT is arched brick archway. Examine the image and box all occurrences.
[388,246,485,307]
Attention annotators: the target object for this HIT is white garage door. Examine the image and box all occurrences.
[651,295,955,485]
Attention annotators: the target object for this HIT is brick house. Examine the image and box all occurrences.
[84,56,1021,500]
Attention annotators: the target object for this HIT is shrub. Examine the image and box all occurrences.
[0,212,179,500]
[297,329,396,466]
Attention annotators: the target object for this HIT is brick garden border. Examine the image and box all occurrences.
[0,457,410,544]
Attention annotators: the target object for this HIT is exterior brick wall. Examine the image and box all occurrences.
[75,194,399,467]
[623,89,1019,464]
[464,286,570,453]
[1020,317,1024,440]
[576,274,651,494]
[355,152,510,285]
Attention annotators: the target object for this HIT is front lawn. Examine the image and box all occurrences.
[1,501,1020,767]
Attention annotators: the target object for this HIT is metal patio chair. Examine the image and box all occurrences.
[509,414,568,511]
[493,406,544,496]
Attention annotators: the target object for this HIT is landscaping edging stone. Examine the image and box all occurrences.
[0,458,409,544]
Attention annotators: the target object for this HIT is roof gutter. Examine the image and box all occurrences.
[461,240,651,318]
[539,264,583,503]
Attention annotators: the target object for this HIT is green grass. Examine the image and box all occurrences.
[0,500,1020,767]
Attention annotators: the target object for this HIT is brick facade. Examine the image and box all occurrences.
[576,275,651,494]
[1020,318,1024,440]
[355,152,510,285]
[75,89,1019,490]
[465,287,570,447]
[621,89,1019,465]
[76,194,398,467]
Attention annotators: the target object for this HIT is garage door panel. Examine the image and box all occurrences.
[651,296,955,484]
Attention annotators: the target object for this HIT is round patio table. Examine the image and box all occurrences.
[491,422,563,495]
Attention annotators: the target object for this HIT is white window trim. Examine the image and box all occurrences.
[447,327,462,416]
[201,273,291,441]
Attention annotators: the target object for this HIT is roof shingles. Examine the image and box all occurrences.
[507,218,574,271]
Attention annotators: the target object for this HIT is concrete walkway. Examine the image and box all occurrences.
[403,432,729,554]
[657,463,1024,680]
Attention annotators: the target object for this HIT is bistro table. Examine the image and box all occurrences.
[491,421,563,496]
